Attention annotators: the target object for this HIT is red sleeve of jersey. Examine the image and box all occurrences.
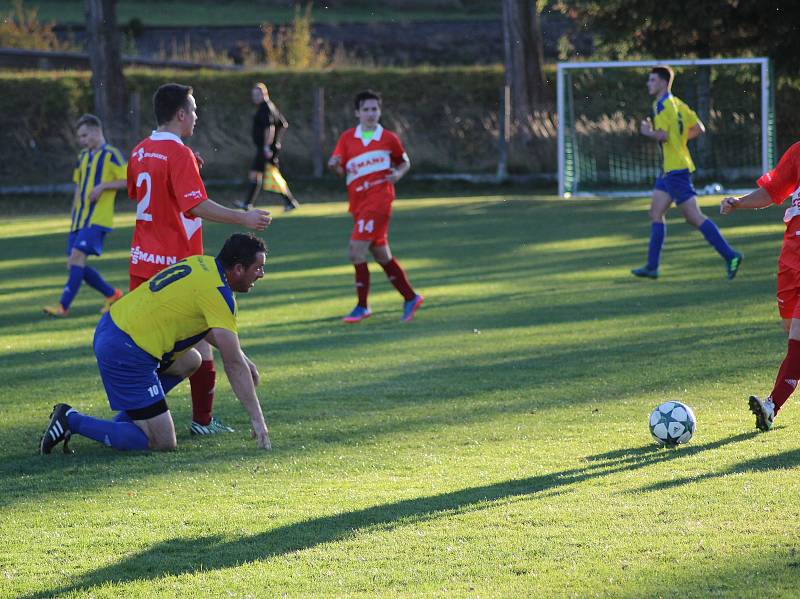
[387,132,406,164]
[169,147,208,213]
[126,157,136,200]
[758,142,800,205]
[331,131,348,161]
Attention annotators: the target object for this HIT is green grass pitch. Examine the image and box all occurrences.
[2,191,800,597]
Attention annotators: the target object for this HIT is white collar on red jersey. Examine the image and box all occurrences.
[354,124,383,146]
[149,131,184,145]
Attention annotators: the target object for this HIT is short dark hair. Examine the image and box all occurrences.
[217,233,268,269]
[651,66,674,87]
[75,113,102,130]
[354,89,381,110]
[153,83,193,125]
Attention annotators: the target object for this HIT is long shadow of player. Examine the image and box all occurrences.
[635,434,799,493]
[19,430,759,598]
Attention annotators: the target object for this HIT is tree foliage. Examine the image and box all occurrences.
[554,0,800,74]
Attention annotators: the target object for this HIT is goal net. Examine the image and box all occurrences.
[557,58,775,197]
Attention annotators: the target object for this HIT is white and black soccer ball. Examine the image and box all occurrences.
[649,401,696,446]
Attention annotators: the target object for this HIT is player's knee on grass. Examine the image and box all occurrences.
[137,410,177,451]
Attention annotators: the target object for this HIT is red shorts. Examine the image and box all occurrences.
[129,273,148,292]
[777,266,800,319]
[350,211,390,246]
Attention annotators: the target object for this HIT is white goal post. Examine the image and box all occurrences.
[556,57,775,197]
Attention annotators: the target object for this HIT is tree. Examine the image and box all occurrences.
[554,0,800,75]
[85,0,128,147]
[554,0,800,169]
[502,0,547,123]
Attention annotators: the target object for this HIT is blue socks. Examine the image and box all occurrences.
[59,264,115,310]
[699,219,736,261]
[647,222,666,271]
[66,409,149,451]
[59,265,84,310]
[83,266,115,297]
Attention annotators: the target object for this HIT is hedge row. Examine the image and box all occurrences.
[1,66,535,186]
[1,66,798,187]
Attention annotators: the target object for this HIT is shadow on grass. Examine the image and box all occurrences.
[16,430,760,599]
[635,437,800,493]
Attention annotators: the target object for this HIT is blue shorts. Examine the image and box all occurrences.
[94,313,169,413]
[67,225,111,257]
[654,169,696,205]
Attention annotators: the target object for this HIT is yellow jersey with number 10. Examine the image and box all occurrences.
[109,255,238,363]
[652,93,699,174]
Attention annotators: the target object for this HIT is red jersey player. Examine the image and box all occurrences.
[328,89,423,323]
[721,141,800,431]
[128,83,271,436]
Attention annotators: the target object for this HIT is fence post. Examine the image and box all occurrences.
[496,84,510,182]
[312,87,325,178]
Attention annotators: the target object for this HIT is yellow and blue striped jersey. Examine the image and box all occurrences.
[110,255,238,363]
[71,144,127,232]
[652,93,699,173]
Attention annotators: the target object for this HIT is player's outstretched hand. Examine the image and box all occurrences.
[244,209,272,230]
[640,118,654,136]
[720,197,738,215]
[251,421,272,450]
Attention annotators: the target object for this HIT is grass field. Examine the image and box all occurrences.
[2,190,800,597]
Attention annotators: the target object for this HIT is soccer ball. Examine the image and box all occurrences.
[649,401,696,446]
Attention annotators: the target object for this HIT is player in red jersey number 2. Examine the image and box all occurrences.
[720,142,800,431]
[328,90,423,323]
[128,83,271,436]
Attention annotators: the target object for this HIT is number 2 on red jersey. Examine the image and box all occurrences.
[135,172,153,222]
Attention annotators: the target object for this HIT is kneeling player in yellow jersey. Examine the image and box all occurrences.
[39,234,272,453]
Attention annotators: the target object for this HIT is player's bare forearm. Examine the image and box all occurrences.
[264,125,275,147]
[189,199,271,230]
[720,187,773,214]
[640,118,667,142]
[687,122,705,140]
[389,160,411,184]
[89,179,126,202]
[645,129,668,142]
[213,328,271,449]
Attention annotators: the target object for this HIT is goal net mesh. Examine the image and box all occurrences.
[560,61,775,196]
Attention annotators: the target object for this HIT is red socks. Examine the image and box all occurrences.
[189,360,216,425]
[354,262,370,307]
[770,338,800,413]
[380,258,416,301]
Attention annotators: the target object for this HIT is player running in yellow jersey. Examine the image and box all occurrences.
[39,234,272,453]
[631,66,742,280]
[43,114,127,316]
